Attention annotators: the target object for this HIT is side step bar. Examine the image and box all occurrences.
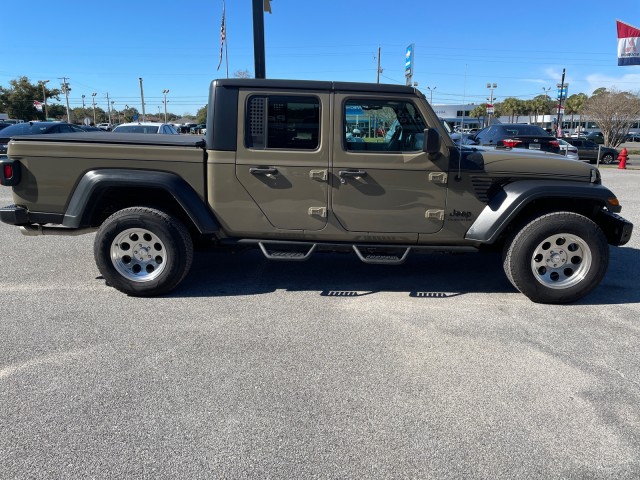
[352,245,411,265]
[258,242,317,261]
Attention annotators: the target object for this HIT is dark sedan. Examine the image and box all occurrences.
[565,138,618,164]
[470,124,560,154]
[0,121,86,156]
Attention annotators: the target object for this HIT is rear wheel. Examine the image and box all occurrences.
[503,212,608,304]
[94,207,193,296]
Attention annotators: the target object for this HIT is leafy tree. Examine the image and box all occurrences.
[470,104,486,127]
[47,104,67,119]
[501,97,526,123]
[196,105,207,124]
[0,76,61,120]
[582,89,640,147]
[564,93,588,129]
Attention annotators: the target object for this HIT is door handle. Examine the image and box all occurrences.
[338,169,367,184]
[249,167,278,175]
[338,169,367,177]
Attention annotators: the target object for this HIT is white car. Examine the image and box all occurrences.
[112,122,179,134]
[557,138,579,160]
[96,123,112,131]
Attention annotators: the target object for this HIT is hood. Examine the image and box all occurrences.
[461,146,594,181]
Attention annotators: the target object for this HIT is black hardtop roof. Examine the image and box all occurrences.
[212,78,421,95]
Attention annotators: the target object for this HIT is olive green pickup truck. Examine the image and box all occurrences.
[0,79,633,303]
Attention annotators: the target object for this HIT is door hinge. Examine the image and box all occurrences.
[429,172,448,184]
[425,209,444,221]
[309,169,328,181]
[308,207,327,218]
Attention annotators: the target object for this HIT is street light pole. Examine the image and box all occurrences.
[91,92,97,126]
[162,89,170,123]
[139,77,146,122]
[486,83,497,126]
[39,80,50,119]
[426,86,437,104]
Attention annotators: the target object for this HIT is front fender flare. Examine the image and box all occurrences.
[464,180,618,244]
[63,169,219,234]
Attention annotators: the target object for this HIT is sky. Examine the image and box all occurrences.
[2,0,640,116]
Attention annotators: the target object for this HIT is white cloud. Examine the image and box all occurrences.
[585,71,640,94]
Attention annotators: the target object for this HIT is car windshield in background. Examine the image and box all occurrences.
[0,123,53,135]
[503,125,550,136]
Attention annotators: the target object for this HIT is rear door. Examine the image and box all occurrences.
[235,90,330,231]
[330,95,449,235]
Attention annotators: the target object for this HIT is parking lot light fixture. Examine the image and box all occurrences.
[162,89,170,123]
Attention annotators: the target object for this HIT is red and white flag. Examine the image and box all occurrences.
[617,20,640,66]
[33,100,43,112]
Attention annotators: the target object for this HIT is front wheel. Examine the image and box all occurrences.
[600,153,615,164]
[503,212,609,304]
[94,207,194,296]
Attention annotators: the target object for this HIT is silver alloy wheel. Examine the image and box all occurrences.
[530,233,592,289]
[110,228,167,282]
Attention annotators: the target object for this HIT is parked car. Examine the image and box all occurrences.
[557,138,579,160]
[96,123,113,131]
[624,132,640,142]
[112,122,179,134]
[470,124,560,154]
[565,138,618,164]
[77,125,105,132]
[0,121,85,156]
[0,122,11,131]
[585,131,604,144]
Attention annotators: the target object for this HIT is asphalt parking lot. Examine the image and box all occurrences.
[1,168,639,479]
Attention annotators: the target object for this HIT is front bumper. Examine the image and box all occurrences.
[598,210,633,246]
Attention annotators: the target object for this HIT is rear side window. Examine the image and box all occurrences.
[245,95,320,150]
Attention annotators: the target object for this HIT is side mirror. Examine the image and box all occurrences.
[422,128,441,154]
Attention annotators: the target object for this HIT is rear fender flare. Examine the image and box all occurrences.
[63,169,219,233]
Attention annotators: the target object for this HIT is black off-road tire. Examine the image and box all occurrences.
[503,212,609,304]
[94,207,193,296]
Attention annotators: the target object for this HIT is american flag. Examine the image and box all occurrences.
[217,2,226,71]
[33,100,43,112]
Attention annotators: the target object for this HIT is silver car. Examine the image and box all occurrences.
[557,138,579,160]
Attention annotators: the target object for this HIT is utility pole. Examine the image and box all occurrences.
[60,77,72,123]
[39,80,50,119]
[106,92,112,125]
[91,93,97,125]
[139,77,146,122]
[376,46,382,84]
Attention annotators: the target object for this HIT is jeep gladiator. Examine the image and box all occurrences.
[0,79,633,303]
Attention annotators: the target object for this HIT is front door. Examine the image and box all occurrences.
[331,95,449,234]
[235,91,330,231]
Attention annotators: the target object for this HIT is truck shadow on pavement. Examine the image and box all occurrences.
[172,245,640,304]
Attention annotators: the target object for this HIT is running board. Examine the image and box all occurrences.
[258,242,317,261]
[352,245,411,265]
